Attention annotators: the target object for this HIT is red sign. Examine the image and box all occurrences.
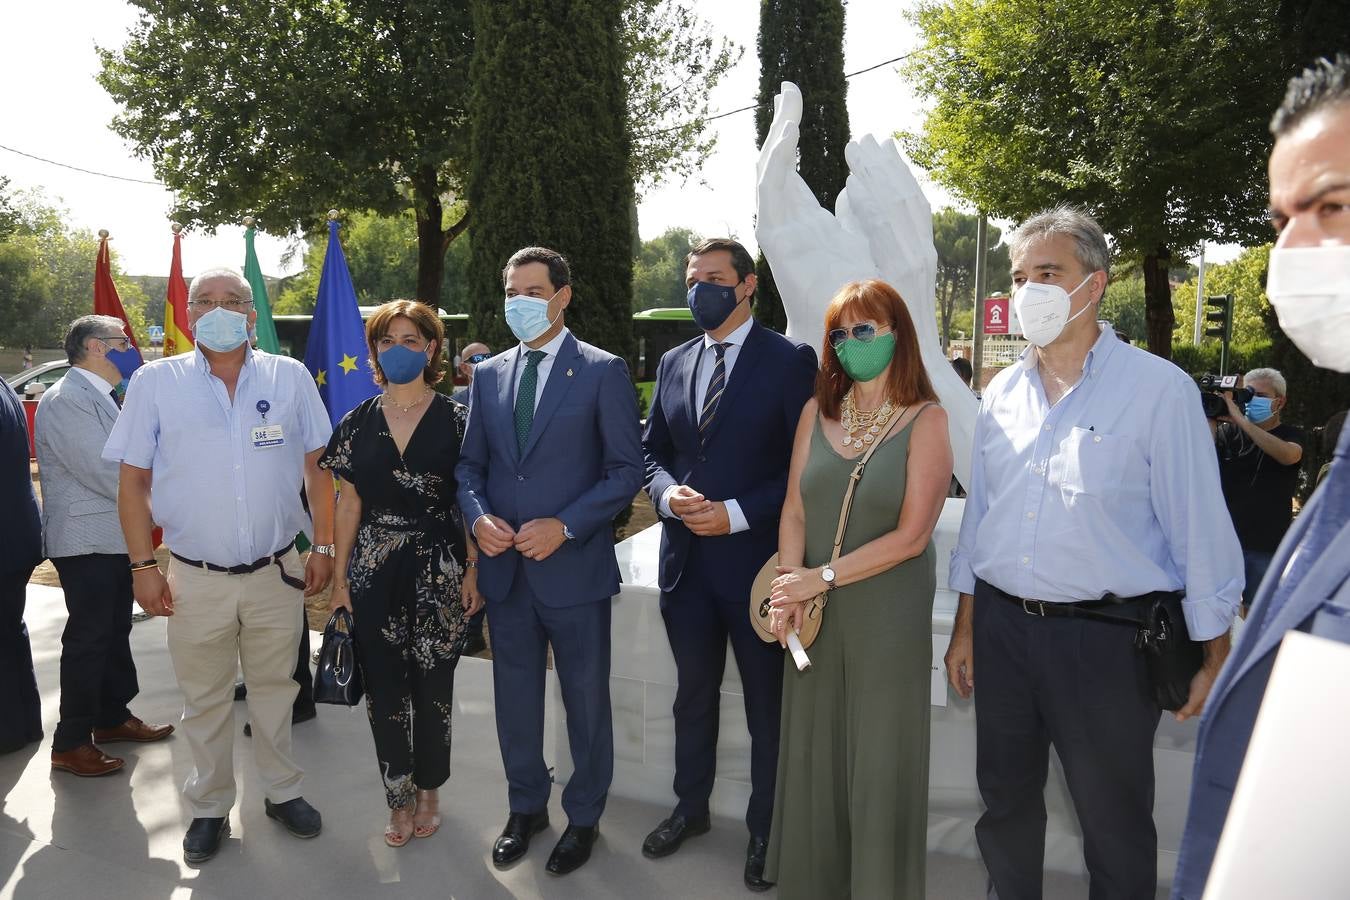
[983,296,1010,335]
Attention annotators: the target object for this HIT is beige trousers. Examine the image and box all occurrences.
[166,549,306,817]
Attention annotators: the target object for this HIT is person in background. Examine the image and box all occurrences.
[451,339,491,655]
[951,355,974,390]
[1173,54,1350,899]
[1212,367,1303,615]
[37,315,174,778]
[323,300,481,847]
[765,278,950,899]
[0,378,42,756]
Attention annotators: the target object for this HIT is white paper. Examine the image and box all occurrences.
[931,632,950,707]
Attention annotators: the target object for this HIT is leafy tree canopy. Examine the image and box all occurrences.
[633,226,701,311]
[931,208,1009,349]
[1170,244,1273,347]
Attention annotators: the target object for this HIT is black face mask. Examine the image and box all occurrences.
[687,281,743,331]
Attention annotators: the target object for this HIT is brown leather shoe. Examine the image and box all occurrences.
[93,716,175,744]
[51,744,124,777]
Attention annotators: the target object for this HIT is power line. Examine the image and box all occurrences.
[638,51,918,137]
[0,142,165,187]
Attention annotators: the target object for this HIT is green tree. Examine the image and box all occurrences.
[467,0,636,360]
[753,0,850,331]
[633,226,700,311]
[274,210,473,315]
[98,0,735,311]
[905,0,1290,358]
[931,209,1010,349]
[1170,245,1273,347]
[1100,274,1147,344]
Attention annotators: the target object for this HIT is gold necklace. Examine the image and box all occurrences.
[382,387,431,415]
[840,391,897,450]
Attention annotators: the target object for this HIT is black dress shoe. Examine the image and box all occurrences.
[492,810,549,869]
[243,702,317,737]
[233,682,247,701]
[264,797,322,838]
[183,817,229,864]
[546,824,599,876]
[744,835,774,892]
[642,812,711,859]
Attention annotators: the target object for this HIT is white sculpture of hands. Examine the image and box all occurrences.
[755,81,976,488]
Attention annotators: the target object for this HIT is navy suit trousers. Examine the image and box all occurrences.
[487,571,613,826]
[0,568,42,754]
[661,542,783,838]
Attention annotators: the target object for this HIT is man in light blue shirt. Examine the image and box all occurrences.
[944,207,1241,900]
[103,267,335,865]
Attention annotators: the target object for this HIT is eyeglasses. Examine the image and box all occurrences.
[828,323,891,348]
[465,353,491,365]
[189,299,253,311]
[97,336,131,351]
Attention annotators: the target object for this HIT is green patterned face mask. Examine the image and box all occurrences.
[834,331,896,383]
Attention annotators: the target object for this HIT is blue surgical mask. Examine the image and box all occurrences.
[686,281,744,332]
[194,306,250,352]
[504,290,561,343]
[100,342,142,380]
[1245,396,1275,424]
[378,344,430,385]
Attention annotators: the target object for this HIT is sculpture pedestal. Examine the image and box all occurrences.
[547,499,1201,883]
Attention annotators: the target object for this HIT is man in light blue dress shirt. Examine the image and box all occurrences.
[945,207,1242,900]
[103,267,336,865]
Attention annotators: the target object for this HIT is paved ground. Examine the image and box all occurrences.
[1,583,1099,899]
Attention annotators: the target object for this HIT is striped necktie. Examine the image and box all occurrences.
[698,342,729,442]
[109,389,122,409]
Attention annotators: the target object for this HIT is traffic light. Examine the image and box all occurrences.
[1204,293,1234,372]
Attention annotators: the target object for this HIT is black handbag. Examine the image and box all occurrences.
[313,608,364,707]
[1132,592,1204,712]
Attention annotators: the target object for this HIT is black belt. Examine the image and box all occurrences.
[984,580,1179,628]
[172,541,296,577]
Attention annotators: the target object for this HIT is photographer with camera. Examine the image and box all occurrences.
[1211,367,1303,613]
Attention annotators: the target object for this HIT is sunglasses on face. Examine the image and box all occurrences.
[828,323,890,348]
[465,353,491,365]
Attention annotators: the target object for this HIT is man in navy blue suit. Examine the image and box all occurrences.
[641,238,817,891]
[0,380,43,756]
[1173,55,1350,899]
[456,246,643,877]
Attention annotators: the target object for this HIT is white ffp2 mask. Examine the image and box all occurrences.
[1012,273,1097,347]
[1266,244,1350,373]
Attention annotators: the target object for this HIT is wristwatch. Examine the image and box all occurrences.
[820,565,837,590]
[562,523,576,541]
[311,544,336,557]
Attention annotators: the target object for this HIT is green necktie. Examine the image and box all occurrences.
[515,349,547,451]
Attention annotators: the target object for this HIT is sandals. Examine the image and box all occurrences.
[413,789,441,839]
[385,803,415,848]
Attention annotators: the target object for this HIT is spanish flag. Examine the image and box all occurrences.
[161,226,192,356]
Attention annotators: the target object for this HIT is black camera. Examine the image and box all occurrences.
[1198,374,1254,419]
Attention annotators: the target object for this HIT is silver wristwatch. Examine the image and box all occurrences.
[820,565,837,590]
[311,544,336,557]
[562,523,576,541]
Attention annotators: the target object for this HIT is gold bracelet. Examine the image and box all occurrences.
[130,563,160,573]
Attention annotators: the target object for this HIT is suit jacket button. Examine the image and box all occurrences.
[517,475,525,482]
[697,454,707,463]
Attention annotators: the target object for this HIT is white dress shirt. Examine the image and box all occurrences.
[658,317,754,533]
[510,326,571,412]
[72,366,120,414]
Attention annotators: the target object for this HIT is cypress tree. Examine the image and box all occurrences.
[753,0,851,331]
[467,0,635,362]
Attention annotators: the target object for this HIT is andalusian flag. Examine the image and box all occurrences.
[303,218,377,426]
[161,226,192,356]
[244,221,280,353]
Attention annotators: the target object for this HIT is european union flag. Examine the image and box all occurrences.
[304,219,378,426]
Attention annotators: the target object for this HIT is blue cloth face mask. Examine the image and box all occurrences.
[194,306,251,352]
[378,344,430,385]
[100,342,142,381]
[686,281,744,332]
[1245,396,1275,424]
[504,290,561,343]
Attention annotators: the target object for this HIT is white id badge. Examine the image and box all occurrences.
[251,424,286,449]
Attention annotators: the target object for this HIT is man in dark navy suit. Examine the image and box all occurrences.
[641,238,817,891]
[456,246,643,877]
[0,380,43,755]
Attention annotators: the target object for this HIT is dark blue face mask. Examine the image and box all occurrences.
[687,281,744,332]
[378,344,430,385]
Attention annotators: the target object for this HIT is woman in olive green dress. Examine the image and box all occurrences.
[766,279,952,899]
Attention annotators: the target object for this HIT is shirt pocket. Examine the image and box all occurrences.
[1055,427,1142,500]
